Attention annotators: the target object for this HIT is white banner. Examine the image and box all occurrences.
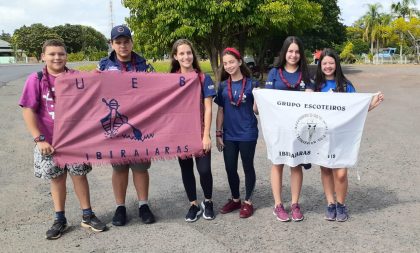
[253,89,373,168]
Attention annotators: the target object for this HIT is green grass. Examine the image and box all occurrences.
[75,64,97,71]
[75,59,214,78]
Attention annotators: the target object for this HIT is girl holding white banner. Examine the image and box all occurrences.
[314,48,384,222]
[215,47,259,218]
[170,39,216,222]
[265,36,315,222]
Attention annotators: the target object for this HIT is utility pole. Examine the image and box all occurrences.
[109,0,114,35]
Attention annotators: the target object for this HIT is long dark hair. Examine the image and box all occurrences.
[315,48,350,92]
[219,48,252,82]
[170,39,201,73]
[277,36,310,84]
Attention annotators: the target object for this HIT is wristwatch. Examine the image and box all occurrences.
[34,134,46,143]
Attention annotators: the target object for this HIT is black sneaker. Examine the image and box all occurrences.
[139,204,155,224]
[201,200,215,220]
[185,204,202,222]
[112,206,127,226]
[81,213,107,232]
[45,220,68,240]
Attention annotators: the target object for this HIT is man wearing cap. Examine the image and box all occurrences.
[98,25,155,226]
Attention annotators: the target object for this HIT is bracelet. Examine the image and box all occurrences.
[216,134,223,138]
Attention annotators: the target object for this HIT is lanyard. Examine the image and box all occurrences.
[227,77,246,106]
[278,68,302,89]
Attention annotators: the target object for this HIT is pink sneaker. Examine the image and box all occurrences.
[291,203,304,221]
[273,204,290,222]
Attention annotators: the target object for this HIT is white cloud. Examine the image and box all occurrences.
[1,0,419,37]
[338,0,420,25]
[0,0,129,37]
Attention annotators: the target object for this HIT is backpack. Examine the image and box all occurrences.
[36,71,55,102]
[37,71,43,81]
[36,71,43,103]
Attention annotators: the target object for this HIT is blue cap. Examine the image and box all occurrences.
[111,25,132,40]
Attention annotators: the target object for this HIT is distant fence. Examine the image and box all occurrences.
[0,56,16,64]
[363,55,419,64]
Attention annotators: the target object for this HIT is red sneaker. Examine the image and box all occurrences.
[239,202,254,218]
[219,199,241,214]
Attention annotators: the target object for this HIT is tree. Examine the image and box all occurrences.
[12,24,61,61]
[11,24,108,61]
[0,31,12,43]
[361,3,383,55]
[391,17,420,60]
[391,0,419,19]
[247,0,322,68]
[376,14,393,50]
[52,24,84,53]
[122,0,322,75]
[80,26,108,53]
[53,24,108,54]
[391,0,419,59]
[339,41,355,63]
[300,0,346,51]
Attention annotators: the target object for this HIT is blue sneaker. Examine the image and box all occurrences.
[324,203,336,221]
[46,219,68,240]
[185,204,202,222]
[201,200,215,220]
[336,203,348,222]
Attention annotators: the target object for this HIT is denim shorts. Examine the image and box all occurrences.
[33,146,92,180]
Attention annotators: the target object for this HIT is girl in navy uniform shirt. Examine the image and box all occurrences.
[170,39,216,222]
[215,47,259,218]
[315,48,383,222]
[265,36,314,222]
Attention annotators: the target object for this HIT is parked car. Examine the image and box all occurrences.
[376,48,396,58]
[244,55,263,80]
[244,55,255,67]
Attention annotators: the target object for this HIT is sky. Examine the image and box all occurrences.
[1,0,419,38]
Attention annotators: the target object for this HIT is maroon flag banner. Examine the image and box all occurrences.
[52,71,202,166]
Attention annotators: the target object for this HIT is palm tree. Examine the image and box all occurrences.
[376,14,393,51]
[391,0,418,19]
[391,0,419,60]
[362,3,382,55]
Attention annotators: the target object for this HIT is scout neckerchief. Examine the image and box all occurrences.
[119,53,137,72]
[278,67,302,89]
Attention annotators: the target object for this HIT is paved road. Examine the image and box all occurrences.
[0,65,419,252]
[0,64,43,87]
[0,62,94,87]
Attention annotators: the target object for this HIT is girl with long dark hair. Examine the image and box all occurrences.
[265,36,315,222]
[215,47,259,218]
[314,48,384,222]
[170,39,216,222]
